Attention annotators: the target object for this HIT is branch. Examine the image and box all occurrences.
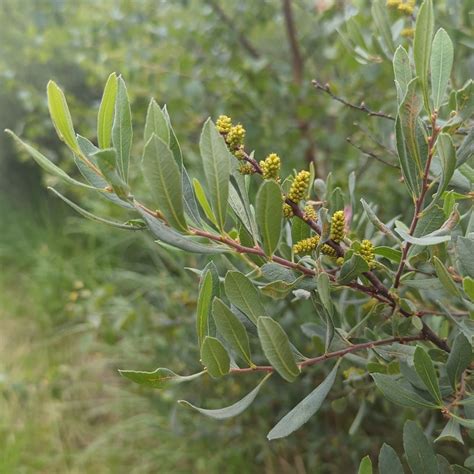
[206,0,261,59]
[312,79,395,121]
[231,334,425,374]
[281,0,304,85]
[346,137,400,170]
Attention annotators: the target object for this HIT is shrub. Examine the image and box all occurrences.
[7,0,473,470]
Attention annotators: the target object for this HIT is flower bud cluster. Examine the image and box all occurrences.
[293,234,337,257]
[260,153,281,181]
[288,170,310,203]
[216,115,246,159]
[359,239,376,269]
[239,162,255,175]
[330,210,345,243]
[216,115,232,134]
[283,203,294,218]
[303,204,317,222]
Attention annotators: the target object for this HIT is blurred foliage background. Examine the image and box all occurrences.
[0,0,472,473]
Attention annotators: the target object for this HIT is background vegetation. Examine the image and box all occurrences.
[0,1,472,473]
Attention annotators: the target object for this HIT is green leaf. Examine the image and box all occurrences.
[371,0,394,55]
[432,256,461,298]
[199,118,231,231]
[446,333,472,389]
[224,271,266,325]
[403,420,439,474]
[161,105,183,167]
[5,130,95,190]
[357,455,373,474]
[119,367,205,389]
[256,180,282,256]
[317,273,333,317]
[137,207,226,254]
[93,148,130,199]
[435,418,464,444]
[112,76,133,182]
[200,336,230,378]
[413,0,434,111]
[144,98,169,147]
[267,364,337,439]
[196,271,213,348]
[395,222,451,245]
[212,298,253,366]
[456,237,474,278]
[413,346,443,405]
[142,134,187,231]
[431,28,454,110]
[182,167,201,225]
[46,80,80,154]
[97,72,118,149]
[257,317,299,383]
[429,134,456,210]
[374,246,402,263]
[338,254,369,284]
[450,413,474,430]
[178,373,271,419]
[48,187,142,230]
[457,127,474,167]
[372,374,439,409]
[463,277,474,301]
[193,178,218,226]
[393,45,412,104]
[378,444,404,474]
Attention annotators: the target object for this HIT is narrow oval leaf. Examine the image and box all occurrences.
[256,180,282,256]
[137,207,227,254]
[395,223,451,245]
[93,148,130,199]
[358,455,373,474]
[48,187,142,230]
[97,72,118,149]
[193,177,218,226]
[200,336,230,378]
[446,333,472,389]
[224,271,266,325]
[361,199,400,242]
[199,118,231,231]
[372,374,439,409]
[142,134,187,231]
[144,98,170,146]
[432,256,461,298]
[431,28,454,110]
[257,317,299,383]
[47,80,80,154]
[435,418,464,444]
[414,0,434,111]
[338,254,369,284]
[112,76,133,182]
[413,346,443,405]
[119,367,205,389]
[403,420,439,474]
[5,130,95,190]
[317,273,333,317]
[196,271,213,348]
[212,298,253,366]
[178,373,272,419]
[456,237,474,278]
[393,45,412,104]
[267,364,338,439]
[378,444,404,474]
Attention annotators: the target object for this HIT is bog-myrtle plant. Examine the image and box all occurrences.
[6,0,474,469]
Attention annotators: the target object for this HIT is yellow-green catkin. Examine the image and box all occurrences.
[283,203,294,218]
[216,115,232,135]
[303,204,317,222]
[336,257,344,266]
[330,210,345,243]
[260,153,281,181]
[397,0,414,15]
[239,162,255,175]
[386,0,401,8]
[293,235,320,254]
[401,27,415,38]
[360,239,376,269]
[288,170,310,203]
[226,124,246,152]
[321,243,337,257]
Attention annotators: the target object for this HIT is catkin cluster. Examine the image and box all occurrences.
[386,0,415,15]
[288,170,310,203]
[293,235,337,257]
[330,210,345,243]
[359,240,376,269]
[216,115,246,159]
[303,204,317,222]
[260,153,281,181]
[283,203,294,218]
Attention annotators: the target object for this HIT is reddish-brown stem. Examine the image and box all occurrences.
[231,334,425,374]
[393,113,440,289]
